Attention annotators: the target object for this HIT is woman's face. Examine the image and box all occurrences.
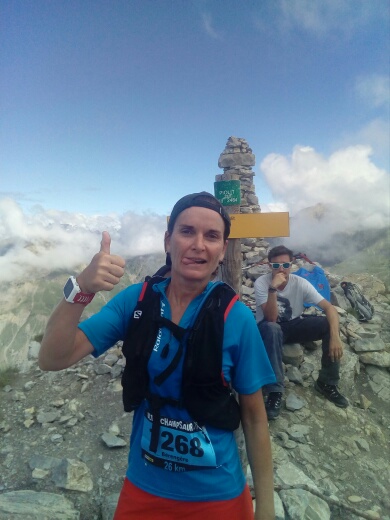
[165,206,228,284]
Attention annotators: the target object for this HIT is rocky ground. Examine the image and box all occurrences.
[0,271,389,520]
[1,341,389,518]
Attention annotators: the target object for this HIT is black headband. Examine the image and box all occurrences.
[167,191,231,238]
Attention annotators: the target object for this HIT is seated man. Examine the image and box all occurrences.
[254,245,348,420]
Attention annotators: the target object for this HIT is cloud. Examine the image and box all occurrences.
[341,118,390,166]
[356,119,390,154]
[261,202,289,213]
[201,13,223,40]
[260,144,390,229]
[0,198,166,283]
[338,74,390,166]
[260,144,390,264]
[2,142,388,282]
[355,74,390,109]
[259,0,386,39]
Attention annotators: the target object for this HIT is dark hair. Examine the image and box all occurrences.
[268,245,294,262]
[167,191,231,241]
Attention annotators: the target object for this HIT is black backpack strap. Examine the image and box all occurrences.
[182,283,241,430]
[153,341,184,387]
[122,280,241,437]
[154,316,187,342]
[147,264,171,279]
[185,283,237,374]
[147,393,180,453]
[224,293,239,321]
[121,279,164,411]
[153,284,237,390]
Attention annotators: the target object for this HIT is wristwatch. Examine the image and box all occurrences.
[268,286,277,293]
[63,276,95,305]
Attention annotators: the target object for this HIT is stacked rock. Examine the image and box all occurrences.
[217,136,270,308]
[217,136,260,214]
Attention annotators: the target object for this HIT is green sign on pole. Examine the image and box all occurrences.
[214,180,241,206]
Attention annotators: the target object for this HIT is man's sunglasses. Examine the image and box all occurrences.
[270,262,292,269]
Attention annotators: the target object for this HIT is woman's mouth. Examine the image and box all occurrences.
[183,257,207,265]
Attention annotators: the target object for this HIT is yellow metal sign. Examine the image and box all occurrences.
[229,212,290,239]
[167,212,289,238]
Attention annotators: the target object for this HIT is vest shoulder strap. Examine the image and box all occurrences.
[121,279,239,417]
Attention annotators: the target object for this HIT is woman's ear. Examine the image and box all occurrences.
[219,239,228,263]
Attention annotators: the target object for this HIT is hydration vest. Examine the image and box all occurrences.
[121,278,240,452]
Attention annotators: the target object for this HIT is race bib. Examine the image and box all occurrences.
[141,410,217,472]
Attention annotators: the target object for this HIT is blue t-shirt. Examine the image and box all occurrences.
[79,279,275,501]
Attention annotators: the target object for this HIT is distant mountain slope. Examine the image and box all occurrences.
[329,228,390,288]
[268,203,389,268]
[0,253,165,367]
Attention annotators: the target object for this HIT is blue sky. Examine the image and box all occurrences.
[0,1,389,281]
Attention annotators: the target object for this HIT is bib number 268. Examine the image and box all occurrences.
[161,431,204,457]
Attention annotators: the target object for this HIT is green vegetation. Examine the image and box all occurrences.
[0,253,166,365]
[345,307,360,320]
[0,366,19,389]
[330,228,390,290]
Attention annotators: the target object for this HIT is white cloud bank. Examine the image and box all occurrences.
[260,144,390,260]
[1,143,389,282]
[261,144,389,228]
[0,199,166,283]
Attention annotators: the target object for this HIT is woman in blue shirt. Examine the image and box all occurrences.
[39,192,276,520]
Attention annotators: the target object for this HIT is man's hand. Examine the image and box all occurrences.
[77,231,126,294]
[329,335,343,362]
[271,272,287,289]
[319,300,343,363]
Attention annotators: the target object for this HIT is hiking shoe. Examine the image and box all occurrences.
[265,392,283,420]
[314,380,349,408]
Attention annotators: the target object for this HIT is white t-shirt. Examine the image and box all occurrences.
[254,273,324,323]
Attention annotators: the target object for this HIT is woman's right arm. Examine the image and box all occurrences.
[39,300,94,371]
[39,231,125,371]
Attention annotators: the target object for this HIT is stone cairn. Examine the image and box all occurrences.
[217,136,271,310]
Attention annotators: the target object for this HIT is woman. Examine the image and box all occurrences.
[39,192,276,520]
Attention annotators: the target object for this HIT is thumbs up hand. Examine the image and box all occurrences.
[77,231,126,294]
[100,230,112,255]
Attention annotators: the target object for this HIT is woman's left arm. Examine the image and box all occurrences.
[240,390,275,520]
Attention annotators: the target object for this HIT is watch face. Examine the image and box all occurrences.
[64,278,75,299]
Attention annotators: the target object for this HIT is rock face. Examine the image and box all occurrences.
[0,138,389,520]
[0,490,80,519]
[1,283,389,520]
[0,334,390,520]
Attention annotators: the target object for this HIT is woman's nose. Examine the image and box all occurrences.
[192,233,205,250]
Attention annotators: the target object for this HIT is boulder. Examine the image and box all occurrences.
[0,490,79,520]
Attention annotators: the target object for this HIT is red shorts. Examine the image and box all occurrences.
[113,477,254,520]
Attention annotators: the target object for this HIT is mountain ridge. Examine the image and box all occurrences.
[0,253,165,368]
[0,246,389,519]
